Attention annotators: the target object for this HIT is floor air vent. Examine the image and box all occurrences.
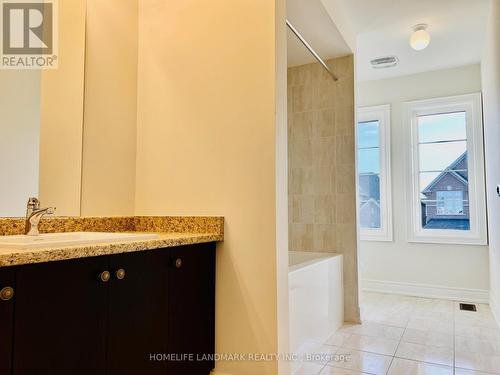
[459,303,477,312]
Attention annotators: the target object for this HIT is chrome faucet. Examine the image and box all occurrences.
[25,197,56,236]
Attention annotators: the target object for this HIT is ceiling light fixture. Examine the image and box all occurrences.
[410,24,430,51]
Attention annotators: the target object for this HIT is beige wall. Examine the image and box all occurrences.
[288,55,360,322]
[482,0,500,319]
[358,64,490,293]
[81,0,138,216]
[135,1,279,374]
[0,70,40,217]
[39,0,86,216]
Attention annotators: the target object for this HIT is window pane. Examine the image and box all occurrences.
[357,121,379,148]
[418,112,467,143]
[419,141,467,172]
[358,148,380,174]
[358,173,381,229]
[436,191,464,215]
[417,110,469,231]
[419,168,469,231]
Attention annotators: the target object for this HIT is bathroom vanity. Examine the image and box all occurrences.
[0,218,223,375]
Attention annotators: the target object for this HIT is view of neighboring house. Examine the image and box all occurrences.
[421,152,469,230]
[359,173,381,229]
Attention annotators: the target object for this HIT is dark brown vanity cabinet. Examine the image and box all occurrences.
[0,243,216,375]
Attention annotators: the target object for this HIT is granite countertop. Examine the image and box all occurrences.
[0,232,222,268]
[0,216,224,268]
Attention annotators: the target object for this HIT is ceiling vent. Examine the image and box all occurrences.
[370,56,399,69]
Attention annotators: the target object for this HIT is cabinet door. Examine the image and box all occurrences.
[167,243,216,375]
[107,250,168,375]
[12,257,108,375]
[0,268,15,375]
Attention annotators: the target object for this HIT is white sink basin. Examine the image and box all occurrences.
[0,232,159,249]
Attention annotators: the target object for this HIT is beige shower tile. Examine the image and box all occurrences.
[290,167,314,195]
[291,195,315,224]
[335,136,355,165]
[313,137,336,166]
[293,85,313,112]
[291,112,313,140]
[335,105,355,136]
[313,109,335,138]
[334,165,355,193]
[336,194,356,223]
[290,223,314,251]
[312,167,333,194]
[335,223,357,252]
[313,224,337,252]
[312,80,335,110]
[289,64,312,86]
[314,195,336,224]
[290,139,313,167]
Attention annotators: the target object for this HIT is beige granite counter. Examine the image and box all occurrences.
[0,232,222,268]
[0,216,224,267]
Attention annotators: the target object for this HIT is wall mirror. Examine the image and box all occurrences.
[0,0,86,217]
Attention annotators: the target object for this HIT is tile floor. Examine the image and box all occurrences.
[293,292,500,375]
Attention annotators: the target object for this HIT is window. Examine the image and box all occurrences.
[356,105,392,241]
[405,93,487,244]
[436,191,464,216]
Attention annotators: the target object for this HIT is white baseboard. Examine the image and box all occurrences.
[490,292,500,328]
[362,278,489,303]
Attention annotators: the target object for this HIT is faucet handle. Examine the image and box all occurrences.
[27,197,40,210]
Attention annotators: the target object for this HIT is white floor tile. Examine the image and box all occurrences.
[406,317,454,335]
[387,358,453,375]
[302,344,340,365]
[455,335,500,356]
[343,333,399,356]
[395,341,453,366]
[325,332,352,347]
[293,362,325,375]
[402,328,454,348]
[455,324,500,341]
[319,365,371,374]
[455,351,500,374]
[338,322,405,341]
[326,348,392,375]
[455,368,497,375]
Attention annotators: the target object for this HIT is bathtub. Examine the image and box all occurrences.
[289,251,343,366]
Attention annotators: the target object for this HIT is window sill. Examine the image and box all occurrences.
[407,235,487,246]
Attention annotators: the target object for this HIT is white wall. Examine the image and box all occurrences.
[357,64,490,299]
[482,0,500,318]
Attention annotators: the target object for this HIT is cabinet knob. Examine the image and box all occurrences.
[99,271,111,283]
[115,269,126,280]
[175,258,182,269]
[0,286,14,301]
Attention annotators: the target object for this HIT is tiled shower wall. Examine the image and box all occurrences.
[288,55,360,322]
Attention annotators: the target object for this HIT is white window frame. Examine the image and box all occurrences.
[356,104,393,242]
[404,93,487,245]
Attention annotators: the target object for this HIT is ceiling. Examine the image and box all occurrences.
[286,0,351,67]
[332,0,490,81]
